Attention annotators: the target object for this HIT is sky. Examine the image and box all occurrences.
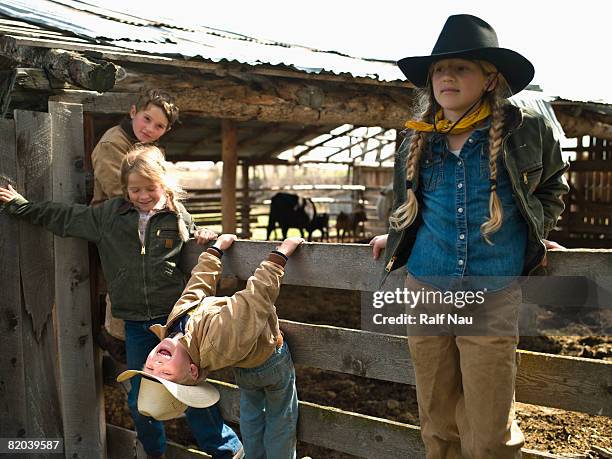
[102,0,611,103]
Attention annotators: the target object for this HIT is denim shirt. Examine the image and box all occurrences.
[407,126,528,291]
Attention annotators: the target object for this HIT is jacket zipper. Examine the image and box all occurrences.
[501,133,546,274]
[140,222,150,318]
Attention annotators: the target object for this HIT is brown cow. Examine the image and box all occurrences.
[336,208,367,242]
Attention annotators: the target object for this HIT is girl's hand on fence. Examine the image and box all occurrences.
[193,227,218,245]
[213,234,237,251]
[540,239,565,267]
[0,184,22,203]
[543,239,565,250]
[369,234,388,260]
[277,237,305,257]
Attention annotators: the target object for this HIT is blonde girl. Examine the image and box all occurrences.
[0,145,243,459]
[370,14,568,459]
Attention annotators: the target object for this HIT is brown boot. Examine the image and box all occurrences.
[146,454,164,459]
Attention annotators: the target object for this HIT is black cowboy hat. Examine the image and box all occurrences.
[397,14,534,95]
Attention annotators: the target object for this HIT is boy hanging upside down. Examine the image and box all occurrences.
[118,235,303,459]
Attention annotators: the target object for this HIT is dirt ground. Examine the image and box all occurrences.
[105,283,612,458]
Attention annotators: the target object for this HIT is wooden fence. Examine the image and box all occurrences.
[1,107,611,459]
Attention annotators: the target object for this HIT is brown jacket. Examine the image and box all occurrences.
[150,251,284,376]
[91,123,136,205]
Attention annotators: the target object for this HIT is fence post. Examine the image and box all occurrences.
[49,101,105,458]
[0,118,27,437]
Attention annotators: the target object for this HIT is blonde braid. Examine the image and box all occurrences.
[166,190,190,242]
[389,89,434,231]
[480,85,506,244]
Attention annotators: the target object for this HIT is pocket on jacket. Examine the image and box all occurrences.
[156,227,180,239]
[420,156,443,192]
[521,164,543,194]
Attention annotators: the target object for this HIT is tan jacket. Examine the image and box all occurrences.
[91,124,135,205]
[150,251,284,376]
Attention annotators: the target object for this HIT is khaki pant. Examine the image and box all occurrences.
[405,275,524,459]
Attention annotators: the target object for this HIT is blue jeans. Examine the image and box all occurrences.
[233,341,298,459]
[125,318,242,458]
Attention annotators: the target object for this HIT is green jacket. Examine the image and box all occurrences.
[4,196,194,321]
[382,105,569,286]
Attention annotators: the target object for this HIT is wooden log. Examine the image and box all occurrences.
[49,102,105,458]
[43,60,415,127]
[0,35,118,91]
[555,111,612,141]
[0,118,27,438]
[221,119,237,233]
[14,109,63,439]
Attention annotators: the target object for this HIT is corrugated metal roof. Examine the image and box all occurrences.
[509,90,568,143]
[0,0,405,82]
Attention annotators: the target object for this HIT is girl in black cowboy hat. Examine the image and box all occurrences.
[370,14,569,458]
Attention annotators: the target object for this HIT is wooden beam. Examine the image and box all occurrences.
[13,109,63,439]
[221,119,237,233]
[241,162,251,238]
[47,72,414,127]
[555,111,612,140]
[0,118,27,438]
[0,36,118,92]
[49,101,105,458]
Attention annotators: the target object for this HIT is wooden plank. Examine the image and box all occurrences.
[213,380,568,459]
[182,242,612,292]
[277,320,612,416]
[213,380,425,458]
[49,101,104,458]
[516,350,611,416]
[107,424,211,459]
[281,320,415,384]
[0,118,27,437]
[221,119,237,233]
[14,109,63,438]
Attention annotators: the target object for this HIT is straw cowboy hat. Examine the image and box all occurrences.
[117,370,220,421]
[397,14,534,95]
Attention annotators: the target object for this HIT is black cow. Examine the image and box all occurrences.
[266,192,317,240]
[307,213,329,242]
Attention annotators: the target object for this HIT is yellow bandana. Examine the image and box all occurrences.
[405,102,491,135]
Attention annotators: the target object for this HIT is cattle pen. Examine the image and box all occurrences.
[1,112,611,456]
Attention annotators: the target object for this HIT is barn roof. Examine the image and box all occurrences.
[0,0,404,83]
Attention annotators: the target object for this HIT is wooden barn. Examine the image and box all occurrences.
[0,2,610,458]
[550,98,612,247]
